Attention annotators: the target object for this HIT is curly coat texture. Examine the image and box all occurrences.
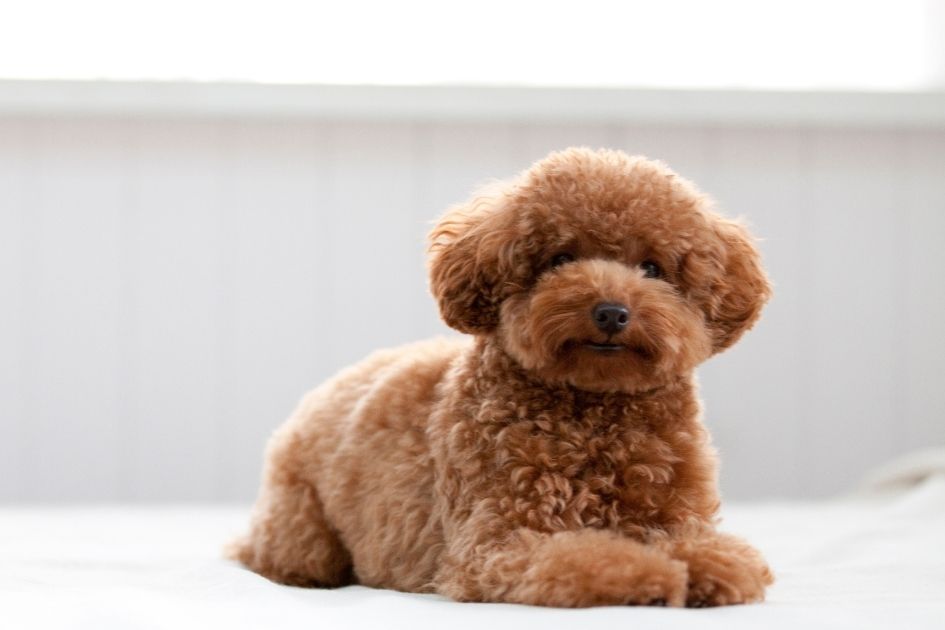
[230,148,774,607]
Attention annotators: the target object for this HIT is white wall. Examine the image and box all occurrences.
[1,116,943,502]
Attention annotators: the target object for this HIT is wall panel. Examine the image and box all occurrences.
[1,117,943,501]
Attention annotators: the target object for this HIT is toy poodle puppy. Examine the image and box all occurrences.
[230,147,773,607]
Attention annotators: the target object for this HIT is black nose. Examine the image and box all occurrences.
[592,303,630,334]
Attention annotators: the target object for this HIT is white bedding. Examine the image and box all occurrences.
[2,476,944,630]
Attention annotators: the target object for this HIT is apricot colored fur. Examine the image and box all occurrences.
[230,148,774,607]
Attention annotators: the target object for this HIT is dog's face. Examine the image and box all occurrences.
[428,148,771,393]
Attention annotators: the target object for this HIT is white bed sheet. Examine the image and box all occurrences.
[2,478,944,630]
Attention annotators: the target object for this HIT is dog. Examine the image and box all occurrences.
[230,147,774,607]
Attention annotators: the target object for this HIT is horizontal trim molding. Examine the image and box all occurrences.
[1,80,944,127]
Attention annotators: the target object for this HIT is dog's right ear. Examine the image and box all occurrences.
[427,193,518,334]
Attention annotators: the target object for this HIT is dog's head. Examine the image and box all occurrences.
[428,148,771,393]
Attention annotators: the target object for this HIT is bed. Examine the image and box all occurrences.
[3,460,943,630]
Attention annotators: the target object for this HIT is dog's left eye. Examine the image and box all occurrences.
[549,253,575,268]
[640,260,663,278]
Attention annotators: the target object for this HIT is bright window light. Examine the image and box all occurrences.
[1,0,942,90]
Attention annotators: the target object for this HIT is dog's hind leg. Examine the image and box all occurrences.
[228,472,352,588]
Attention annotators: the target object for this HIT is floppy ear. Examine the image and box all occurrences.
[683,215,772,353]
[427,194,522,334]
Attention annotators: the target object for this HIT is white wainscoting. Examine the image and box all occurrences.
[1,114,943,502]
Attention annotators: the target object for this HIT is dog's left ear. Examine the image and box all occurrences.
[683,214,772,353]
[427,193,522,334]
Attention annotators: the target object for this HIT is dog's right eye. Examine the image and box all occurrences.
[549,253,575,268]
[640,260,663,279]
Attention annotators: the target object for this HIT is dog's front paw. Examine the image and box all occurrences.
[513,530,688,607]
[617,559,689,607]
[674,533,773,607]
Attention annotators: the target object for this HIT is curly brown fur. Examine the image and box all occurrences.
[231,148,773,607]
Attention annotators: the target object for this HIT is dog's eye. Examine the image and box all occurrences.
[640,260,663,278]
[549,253,575,268]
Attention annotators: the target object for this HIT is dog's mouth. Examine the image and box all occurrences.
[582,342,624,352]
[577,340,654,360]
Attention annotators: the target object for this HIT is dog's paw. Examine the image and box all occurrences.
[679,536,773,607]
[511,530,688,607]
[619,558,689,607]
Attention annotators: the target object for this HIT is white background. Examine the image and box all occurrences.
[2,0,944,90]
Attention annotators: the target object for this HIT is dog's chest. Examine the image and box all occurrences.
[487,396,685,533]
